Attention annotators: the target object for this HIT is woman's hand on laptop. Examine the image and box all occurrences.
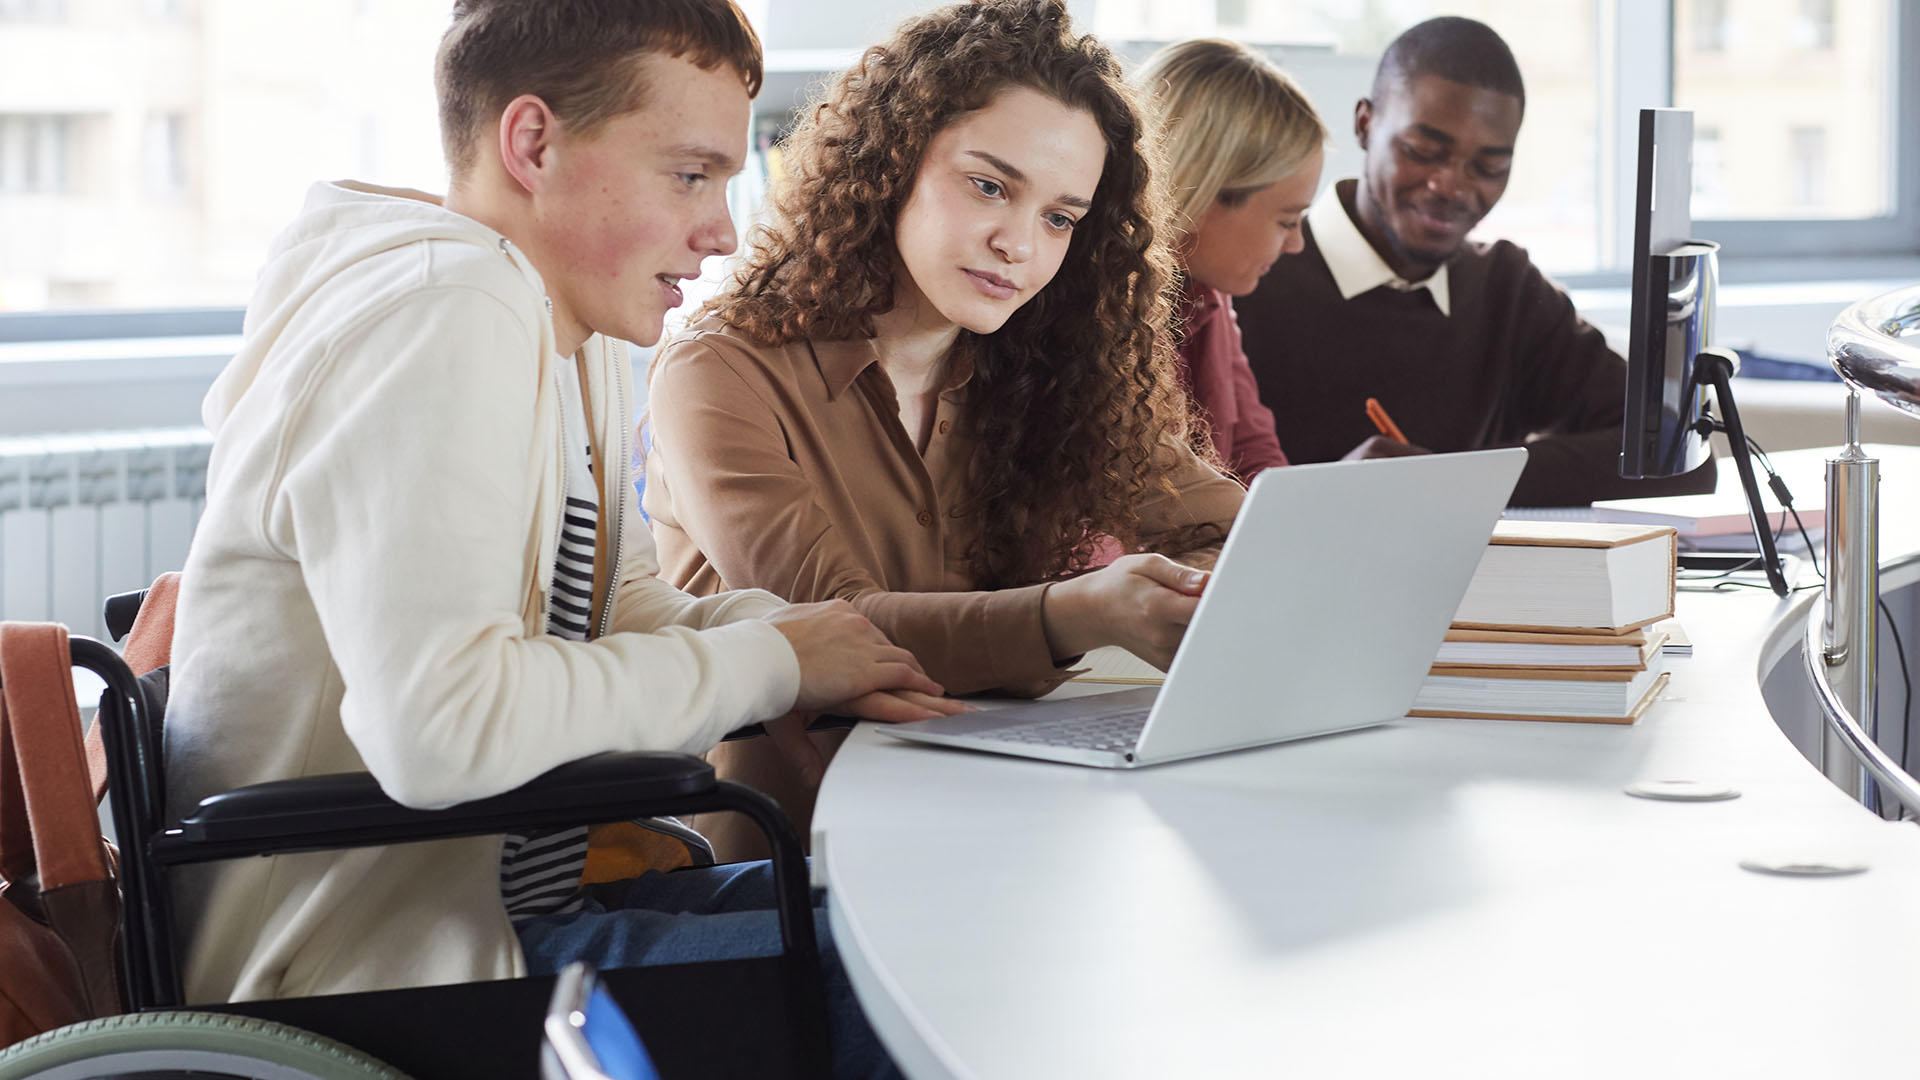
[765,600,952,715]
[1042,554,1209,669]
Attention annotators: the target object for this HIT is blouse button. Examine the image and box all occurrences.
[916,511,934,527]
[937,419,951,435]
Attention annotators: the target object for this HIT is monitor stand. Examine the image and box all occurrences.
[1690,347,1791,597]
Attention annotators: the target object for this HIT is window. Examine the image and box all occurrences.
[1676,0,1893,222]
[1789,126,1828,208]
[0,0,1912,316]
[1693,126,1728,216]
[1082,0,1912,270]
[0,116,74,195]
[1799,0,1837,49]
[0,0,449,312]
[144,113,188,197]
[0,0,66,19]
[1690,0,1728,52]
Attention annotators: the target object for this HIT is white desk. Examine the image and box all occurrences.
[812,446,1920,1079]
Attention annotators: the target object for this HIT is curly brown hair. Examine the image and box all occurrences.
[704,0,1219,589]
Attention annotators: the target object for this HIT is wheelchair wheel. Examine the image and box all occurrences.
[0,1011,411,1080]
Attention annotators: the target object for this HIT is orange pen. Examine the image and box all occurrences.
[1364,397,1409,445]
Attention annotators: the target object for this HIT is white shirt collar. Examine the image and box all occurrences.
[1307,180,1451,316]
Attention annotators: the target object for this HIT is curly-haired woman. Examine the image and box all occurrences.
[642,0,1244,855]
[1138,38,1326,481]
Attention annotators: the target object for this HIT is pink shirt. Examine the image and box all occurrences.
[1176,280,1290,480]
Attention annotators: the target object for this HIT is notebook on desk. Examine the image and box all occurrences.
[881,447,1529,768]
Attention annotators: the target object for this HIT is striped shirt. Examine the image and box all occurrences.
[499,357,597,923]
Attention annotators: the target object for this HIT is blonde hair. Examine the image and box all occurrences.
[1138,39,1327,235]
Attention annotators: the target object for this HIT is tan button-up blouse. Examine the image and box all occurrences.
[643,316,1246,696]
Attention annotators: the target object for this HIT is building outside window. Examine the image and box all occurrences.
[0,115,73,194]
[0,0,67,20]
[1690,0,1728,51]
[1790,125,1829,209]
[1675,0,1889,221]
[0,0,449,311]
[1799,0,1836,49]
[145,112,189,197]
[1693,125,1728,217]
[0,0,1908,314]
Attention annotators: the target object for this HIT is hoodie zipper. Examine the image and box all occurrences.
[543,293,569,628]
[598,344,627,640]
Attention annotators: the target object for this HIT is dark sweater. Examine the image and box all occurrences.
[1235,219,1716,506]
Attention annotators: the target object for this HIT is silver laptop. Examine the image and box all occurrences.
[882,447,1528,768]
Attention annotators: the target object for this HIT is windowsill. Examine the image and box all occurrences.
[0,333,239,388]
[1568,273,1920,314]
[1555,253,1920,291]
[1565,254,1920,366]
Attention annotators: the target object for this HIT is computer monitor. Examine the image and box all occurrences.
[1618,107,1789,596]
[1620,107,1716,480]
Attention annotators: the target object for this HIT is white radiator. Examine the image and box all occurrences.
[0,427,212,642]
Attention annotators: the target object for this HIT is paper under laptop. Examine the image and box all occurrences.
[882,447,1528,768]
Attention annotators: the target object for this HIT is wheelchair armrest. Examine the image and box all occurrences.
[153,751,716,865]
[105,588,149,642]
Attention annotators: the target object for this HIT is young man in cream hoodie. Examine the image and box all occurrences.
[164,1,955,1061]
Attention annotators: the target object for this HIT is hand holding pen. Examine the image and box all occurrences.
[1344,397,1431,461]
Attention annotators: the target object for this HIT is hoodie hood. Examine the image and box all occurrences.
[203,181,547,430]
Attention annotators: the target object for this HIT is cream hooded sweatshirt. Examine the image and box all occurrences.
[165,181,801,1002]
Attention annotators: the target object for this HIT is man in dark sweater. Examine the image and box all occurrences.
[1235,17,1715,506]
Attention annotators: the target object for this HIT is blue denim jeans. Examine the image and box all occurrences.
[516,861,901,1080]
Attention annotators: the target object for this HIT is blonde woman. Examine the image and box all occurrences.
[1139,39,1327,480]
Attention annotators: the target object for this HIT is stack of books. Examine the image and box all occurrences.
[1410,521,1678,724]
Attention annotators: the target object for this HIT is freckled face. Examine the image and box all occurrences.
[1183,146,1324,297]
[534,54,749,349]
[891,86,1107,334]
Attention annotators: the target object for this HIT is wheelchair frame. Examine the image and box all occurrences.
[60,633,831,1080]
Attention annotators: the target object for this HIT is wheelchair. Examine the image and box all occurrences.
[0,591,831,1080]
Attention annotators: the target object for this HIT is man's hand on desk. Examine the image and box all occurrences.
[764,598,950,714]
[1042,553,1210,670]
[1343,434,1433,461]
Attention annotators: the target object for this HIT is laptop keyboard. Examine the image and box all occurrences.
[990,708,1152,753]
